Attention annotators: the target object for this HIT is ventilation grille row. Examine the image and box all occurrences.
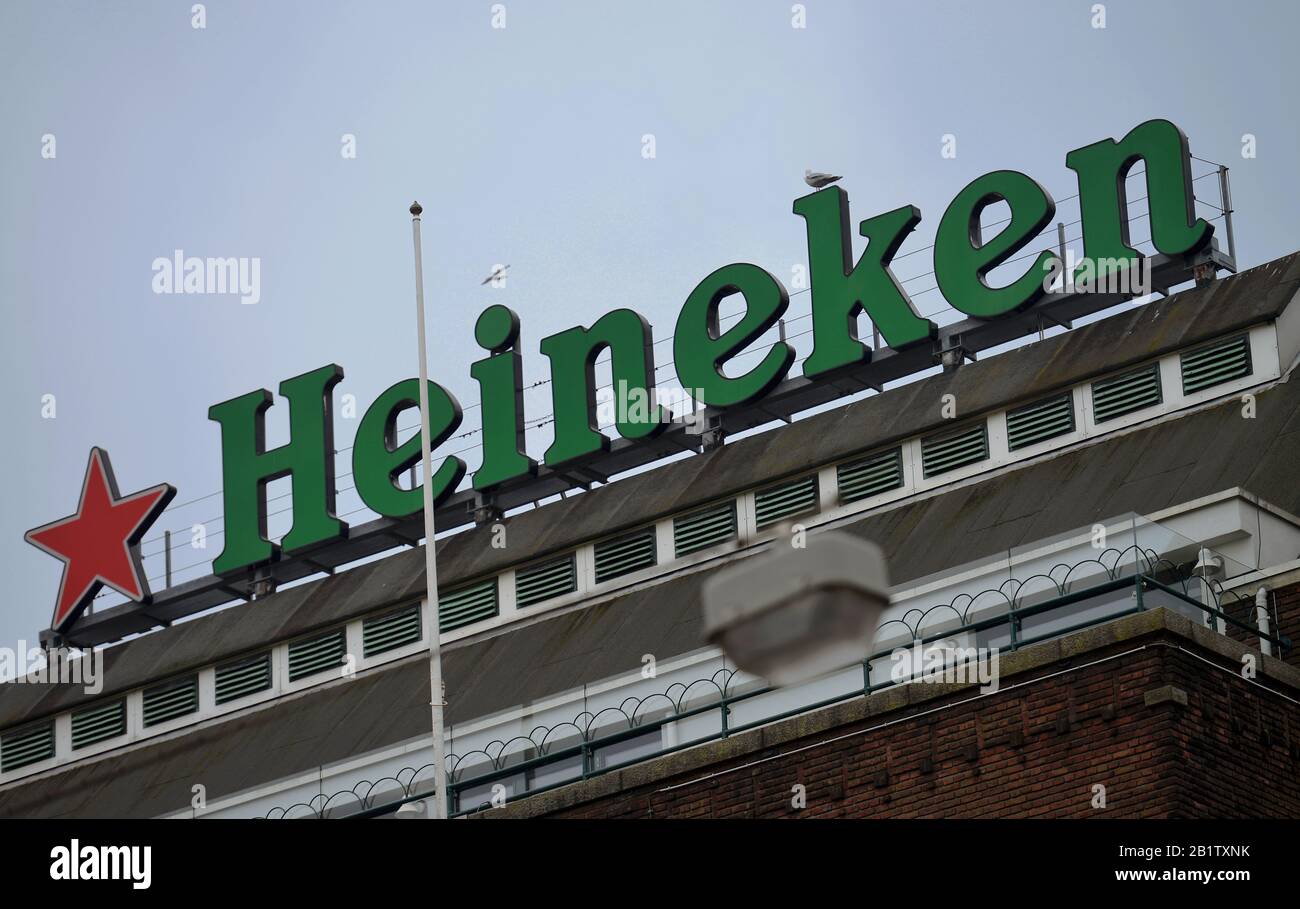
[363,604,422,657]
[215,652,273,705]
[754,475,819,530]
[673,501,737,557]
[287,630,346,683]
[593,527,657,584]
[1,722,54,773]
[1006,393,1076,451]
[142,676,199,727]
[921,424,989,478]
[515,555,577,609]
[440,580,499,632]
[70,699,126,750]
[1181,333,1251,395]
[837,448,904,504]
[1091,364,1162,423]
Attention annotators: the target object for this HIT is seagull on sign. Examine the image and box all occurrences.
[804,169,842,189]
[481,264,510,286]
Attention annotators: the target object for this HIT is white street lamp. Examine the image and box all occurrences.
[702,531,890,687]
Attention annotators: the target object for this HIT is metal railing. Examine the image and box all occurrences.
[258,545,1289,819]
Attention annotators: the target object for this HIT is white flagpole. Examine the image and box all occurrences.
[410,201,449,819]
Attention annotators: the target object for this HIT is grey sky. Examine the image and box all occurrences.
[2,0,1297,649]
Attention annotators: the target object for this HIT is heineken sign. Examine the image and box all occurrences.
[27,119,1215,634]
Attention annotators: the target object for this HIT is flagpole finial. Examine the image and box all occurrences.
[410,201,423,216]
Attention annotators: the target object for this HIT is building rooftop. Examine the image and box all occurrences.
[2,250,1298,817]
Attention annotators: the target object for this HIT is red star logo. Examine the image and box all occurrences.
[24,448,176,634]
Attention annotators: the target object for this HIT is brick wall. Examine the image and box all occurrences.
[486,598,1300,819]
[1273,580,1300,670]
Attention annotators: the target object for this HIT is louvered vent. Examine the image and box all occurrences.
[1,722,54,772]
[142,676,199,727]
[287,629,346,682]
[837,448,904,504]
[1181,334,1251,395]
[1092,364,1162,423]
[363,604,422,657]
[673,501,738,557]
[70,699,126,750]
[439,579,499,632]
[921,424,989,479]
[215,652,272,705]
[594,527,657,584]
[515,555,577,609]
[754,475,818,530]
[1006,393,1075,451]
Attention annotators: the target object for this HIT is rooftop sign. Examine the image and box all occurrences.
[27,119,1226,640]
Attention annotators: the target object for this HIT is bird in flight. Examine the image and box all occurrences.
[481,264,510,286]
[804,169,842,189]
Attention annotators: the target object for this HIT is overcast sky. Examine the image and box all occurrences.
[2,0,1298,650]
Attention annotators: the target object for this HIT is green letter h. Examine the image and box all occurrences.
[207,364,348,575]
